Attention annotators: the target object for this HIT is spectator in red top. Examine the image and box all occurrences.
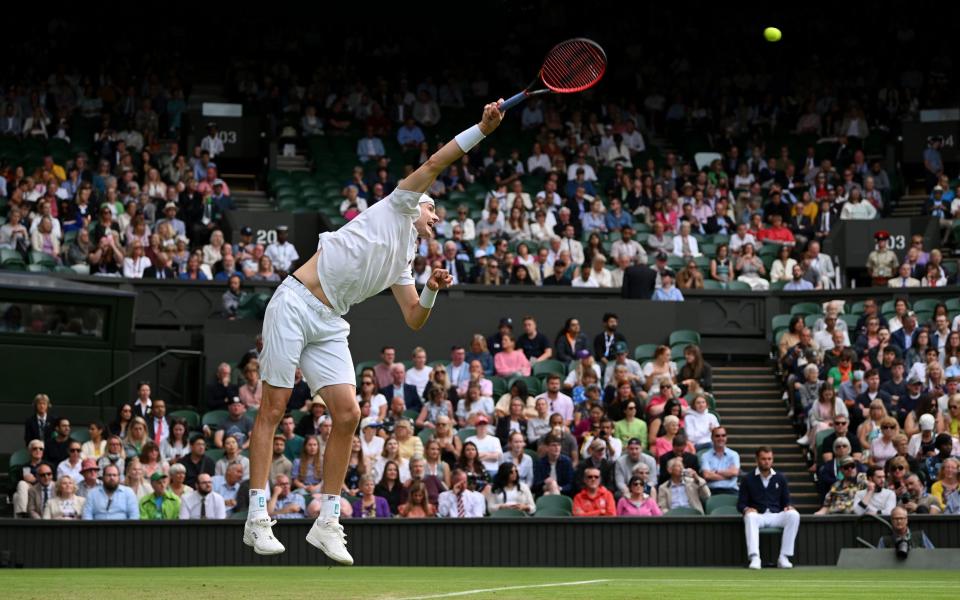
[572,466,616,516]
[756,214,795,246]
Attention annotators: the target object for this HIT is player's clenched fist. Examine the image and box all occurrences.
[427,268,454,291]
[479,99,505,135]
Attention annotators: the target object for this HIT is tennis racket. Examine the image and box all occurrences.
[500,38,607,111]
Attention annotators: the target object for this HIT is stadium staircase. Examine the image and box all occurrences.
[712,362,819,513]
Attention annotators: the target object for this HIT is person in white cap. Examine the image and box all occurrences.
[907,413,941,458]
[244,99,505,563]
[264,225,299,276]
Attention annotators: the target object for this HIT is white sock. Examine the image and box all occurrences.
[249,488,269,518]
[320,494,341,523]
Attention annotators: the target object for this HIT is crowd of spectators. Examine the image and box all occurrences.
[777,295,960,516]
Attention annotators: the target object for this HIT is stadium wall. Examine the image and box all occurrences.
[2,516,958,568]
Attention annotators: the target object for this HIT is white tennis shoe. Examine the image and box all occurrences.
[243,516,285,555]
[306,519,354,565]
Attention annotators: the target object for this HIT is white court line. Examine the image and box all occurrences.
[395,579,612,599]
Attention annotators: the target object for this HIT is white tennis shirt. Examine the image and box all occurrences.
[315,188,420,315]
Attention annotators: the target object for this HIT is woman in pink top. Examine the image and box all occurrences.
[617,475,662,516]
[494,333,531,378]
[653,415,694,458]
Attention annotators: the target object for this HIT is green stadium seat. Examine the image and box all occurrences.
[170,410,201,429]
[880,300,897,314]
[532,359,567,378]
[533,507,572,517]
[490,376,508,397]
[839,314,859,329]
[790,302,821,316]
[490,508,527,518]
[705,494,739,514]
[669,330,701,346]
[417,429,434,445]
[770,314,793,332]
[457,427,476,443]
[26,264,49,273]
[702,279,724,290]
[633,344,659,362]
[849,301,866,315]
[535,494,573,514]
[509,375,542,396]
[355,360,380,376]
[202,410,229,430]
[913,298,941,313]
[1,248,26,270]
[206,448,225,462]
[726,281,752,291]
[804,314,821,328]
[709,505,741,516]
[667,506,703,516]
[402,409,420,421]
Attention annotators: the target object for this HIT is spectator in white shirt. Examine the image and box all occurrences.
[179,474,227,519]
[405,347,433,397]
[465,416,503,476]
[566,153,597,182]
[437,469,486,518]
[527,143,552,175]
[356,126,385,163]
[122,242,152,278]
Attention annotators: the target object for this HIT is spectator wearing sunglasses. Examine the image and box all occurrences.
[814,456,867,515]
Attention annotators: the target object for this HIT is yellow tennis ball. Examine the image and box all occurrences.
[764,27,782,42]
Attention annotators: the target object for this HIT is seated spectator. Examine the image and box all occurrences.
[931,458,960,507]
[493,333,531,378]
[657,456,711,514]
[238,362,263,409]
[268,474,306,519]
[684,395,719,449]
[139,472,181,519]
[372,438,410,484]
[75,459,102,499]
[212,460,248,515]
[735,243,769,290]
[352,473,391,518]
[179,474,227,519]
[438,469,485,518]
[851,466,896,515]
[42,475,84,520]
[642,346,678,396]
[23,462,56,519]
[614,439,658,497]
[138,441,169,481]
[398,480,436,518]
[656,433,699,486]
[571,466,616,516]
[57,440,85,482]
[213,397,254,449]
[533,435,575,496]
[379,363,422,415]
[653,415,692,459]
[700,427,740,495]
[215,436,250,480]
[899,473,942,515]
[45,417,74,467]
[181,435,216,487]
[168,463,194,499]
[617,475,662,516]
[292,435,323,497]
[394,419,424,461]
[814,456,867,515]
[485,462,535,515]
[82,464,139,520]
[455,382,494,428]
[614,400,647,447]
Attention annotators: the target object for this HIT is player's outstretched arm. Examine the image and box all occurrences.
[397,100,504,194]
[391,268,453,331]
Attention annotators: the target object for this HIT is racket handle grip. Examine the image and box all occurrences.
[500,91,528,111]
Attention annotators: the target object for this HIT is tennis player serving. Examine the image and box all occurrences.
[243,100,505,564]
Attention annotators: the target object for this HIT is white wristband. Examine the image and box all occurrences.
[454,124,486,153]
[419,285,438,309]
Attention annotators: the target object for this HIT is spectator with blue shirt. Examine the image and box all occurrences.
[397,117,425,150]
[923,136,944,193]
[738,447,800,570]
[604,198,633,232]
[82,464,139,520]
[700,428,740,495]
[652,271,684,302]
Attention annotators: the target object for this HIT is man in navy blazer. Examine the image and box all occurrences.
[890,311,919,354]
[378,363,422,413]
[737,447,801,570]
[533,435,575,497]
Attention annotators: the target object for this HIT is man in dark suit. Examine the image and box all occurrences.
[813,199,839,242]
[851,369,892,430]
[146,399,172,446]
[621,262,657,299]
[143,252,176,279]
[704,198,735,235]
[542,261,572,286]
[533,435,575,496]
[378,363,422,413]
[737,447,800,570]
[440,241,470,285]
[23,393,56,445]
[207,363,239,411]
[891,312,919,354]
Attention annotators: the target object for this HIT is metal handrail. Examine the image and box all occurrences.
[93,349,203,399]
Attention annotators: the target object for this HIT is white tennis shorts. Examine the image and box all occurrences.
[259,277,355,392]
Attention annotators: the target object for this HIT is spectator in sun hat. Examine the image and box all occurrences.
[75,459,102,498]
[156,201,186,238]
[866,230,899,286]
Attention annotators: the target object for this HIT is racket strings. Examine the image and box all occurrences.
[540,40,606,92]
